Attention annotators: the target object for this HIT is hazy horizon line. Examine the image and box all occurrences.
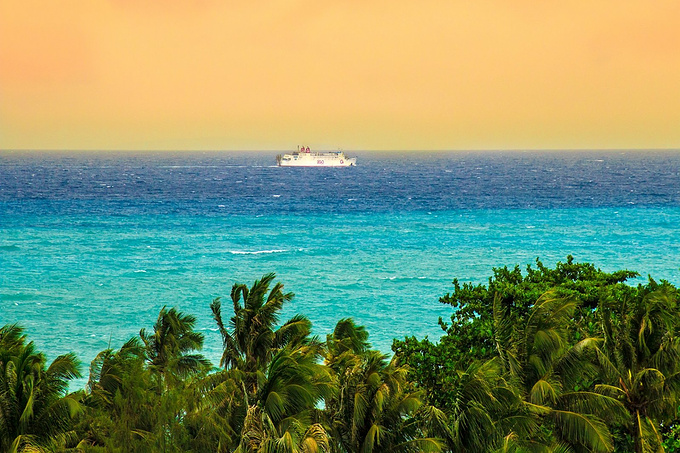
[2,148,679,154]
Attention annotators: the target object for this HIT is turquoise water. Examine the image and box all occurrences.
[1,151,680,382]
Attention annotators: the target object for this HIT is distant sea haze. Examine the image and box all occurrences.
[1,150,679,382]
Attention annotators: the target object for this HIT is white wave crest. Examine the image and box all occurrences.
[382,275,431,281]
[229,249,288,255]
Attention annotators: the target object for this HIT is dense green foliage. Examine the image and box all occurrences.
[2,258,680,452]
[0,325,82,452]
[394,256,680,452]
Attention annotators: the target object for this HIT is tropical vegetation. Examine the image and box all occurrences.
[1,258,680,452]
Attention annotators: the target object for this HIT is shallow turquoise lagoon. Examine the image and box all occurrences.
[2,206,679,375]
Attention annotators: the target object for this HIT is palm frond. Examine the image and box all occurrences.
[635,411,664,453]
[549,409,612,453]
[529,378,560,406]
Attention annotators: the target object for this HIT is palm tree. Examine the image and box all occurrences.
[77,337,156,452]
[80,306,211,453]
[84,337,146,410]
[210,274,332,452]
[211,273,310,374]
[182,368,246,452]
[493,292,629,452]
[323,319,444,453]
[440,357,535,453]
[235,344,332,453]
[140,306,211,385]
[0,324,82,452]
[594,284,680,453]
[0,324,26,354]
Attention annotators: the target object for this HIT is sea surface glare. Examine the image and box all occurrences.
[1,150,680,383]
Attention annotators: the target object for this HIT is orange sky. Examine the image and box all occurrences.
[1,1,679,151]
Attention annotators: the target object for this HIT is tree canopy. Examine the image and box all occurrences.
[3,260,680,452]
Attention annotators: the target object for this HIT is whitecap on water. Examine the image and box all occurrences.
[228,249,288,255]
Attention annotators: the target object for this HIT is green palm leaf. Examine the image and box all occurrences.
[549,409,612,452]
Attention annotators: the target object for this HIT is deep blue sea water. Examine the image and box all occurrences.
[2,150,680,385]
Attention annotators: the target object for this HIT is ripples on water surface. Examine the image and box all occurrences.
[1,150,680,382]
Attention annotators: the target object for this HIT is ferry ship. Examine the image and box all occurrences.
[276,146,357,167]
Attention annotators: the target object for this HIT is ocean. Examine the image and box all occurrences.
[1,150,680,383]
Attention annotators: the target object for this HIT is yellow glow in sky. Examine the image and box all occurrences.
[1,1,679,150]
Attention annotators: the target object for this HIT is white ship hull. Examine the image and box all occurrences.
[277,150,357,167]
